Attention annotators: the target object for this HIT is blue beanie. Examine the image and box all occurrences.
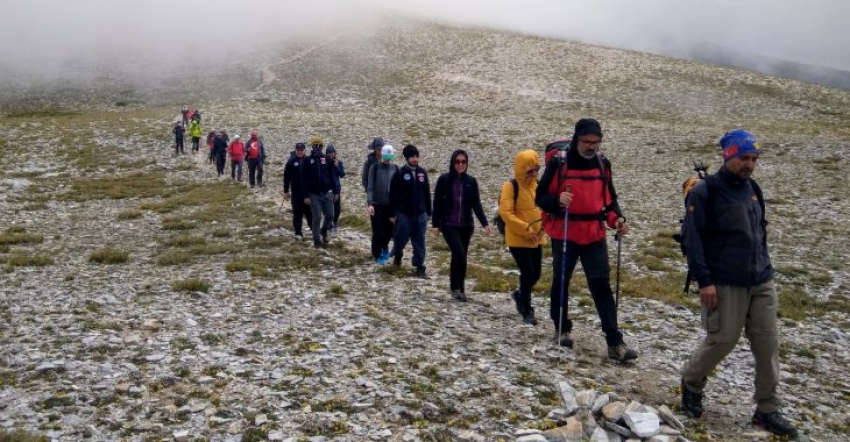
[720,129,760,162]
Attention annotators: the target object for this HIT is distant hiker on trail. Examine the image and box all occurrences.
[172,121,185,155]
[189,119,202,153]
[283,142,312,240]
[228,134,245,182]
[431,149,492,301]
[181,105,190,128]
[499,149,544,325]
[325,144,346,233]
[366,144,398,264]
[192,109,201,124]
[303,136,336,248]
[389,144,431,278]
[535,118,637,362]
[679,130,798,438]
[245,130,266,188]
[212,131,228,177]
[206,131,216,163]
[361,137,385,191]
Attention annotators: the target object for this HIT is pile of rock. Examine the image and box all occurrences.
[516,381,689,442]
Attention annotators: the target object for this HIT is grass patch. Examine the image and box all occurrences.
[156,250,192,266]
[225,257,274,277]
[468,264,514,292]
[0,226,43,245]
[165,235,206,247]
[58,171,169,201]
[0,429,49,442]
[162,218,196,231]
[171,279,210,293]
[117,209,143,220]
[338,213,370,231]
[6,253,53,267]
[89,248,130,264]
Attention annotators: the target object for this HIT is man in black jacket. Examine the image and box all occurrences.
[303,136,336,248]
[679,129,797,438]
[283,142,312,239]
[389,144,431,277]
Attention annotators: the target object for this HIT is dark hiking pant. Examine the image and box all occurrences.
[370,204,393,259]
[509,246,542,314]
[441,225,474,293]
[175,137,184,154]
[247,160,263,187]
[391,213,428,267]
[192,137,200,152]
[231,160,243,181]
[291,194,312,236]
[549,239,623,346]
[215,155,226,176]
[309,191,335,243]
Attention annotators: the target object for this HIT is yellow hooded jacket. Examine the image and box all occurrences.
[498,149,546,248]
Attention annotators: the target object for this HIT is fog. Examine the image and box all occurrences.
[2,0,849,88]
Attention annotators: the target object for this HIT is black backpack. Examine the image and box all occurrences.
[493,179,519,235]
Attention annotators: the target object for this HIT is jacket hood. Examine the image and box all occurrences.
[448,149,468,178]
[513,149,540,183]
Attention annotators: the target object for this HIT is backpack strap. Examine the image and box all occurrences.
[511,178,519,206]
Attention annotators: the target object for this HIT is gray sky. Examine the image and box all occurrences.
[2,0,848,84]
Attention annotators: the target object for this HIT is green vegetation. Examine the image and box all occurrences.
[0,429,49,442]
[171,279,210,293]
[88,248,130,264]
[0,226,43,245]
[6,253,53,267]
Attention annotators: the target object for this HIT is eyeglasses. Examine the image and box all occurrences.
[578,138,602,147]
[527,167,540,174]
[454,159,467,165]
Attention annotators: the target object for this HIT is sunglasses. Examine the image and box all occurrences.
[454,159,467,165]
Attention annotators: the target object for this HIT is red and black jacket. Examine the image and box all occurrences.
[535,143,623,244]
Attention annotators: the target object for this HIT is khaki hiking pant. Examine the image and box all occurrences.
[681,280,782,413]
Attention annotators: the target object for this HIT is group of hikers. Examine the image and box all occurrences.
[172,105,203,155]
[169,108,799,438]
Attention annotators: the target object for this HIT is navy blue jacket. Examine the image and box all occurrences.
[283,153,309,197]
[389,164,431,218]
[303,152,335,195]
[682,167,773,288]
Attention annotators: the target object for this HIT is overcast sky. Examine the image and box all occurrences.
[1,0,848,84]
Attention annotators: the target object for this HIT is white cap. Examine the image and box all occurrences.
[381,144,394,156]
[233,134,240,140]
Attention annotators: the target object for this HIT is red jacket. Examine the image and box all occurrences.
[228,140,245,161]
[536,146,622,245]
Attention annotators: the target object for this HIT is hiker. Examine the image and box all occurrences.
[181,105,190,128]
[361,137,385,190]
[172,121,185,155]
[283,142,313,240]
[389,144,431,277]
[535,118,637,362]
[325,144,346,233]
[189,119,202,153]
[192,109,201,124]
[499,149,544,325]
[679,130,798,438]
[206,131,216,163]
[303,136,335,248]
[228,134,245,182]
[245,130,266,188]
[366,144,398,264]
[212,131,228,177]
[431,149,492,301]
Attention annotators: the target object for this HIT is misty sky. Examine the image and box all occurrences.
[1,0,848,84]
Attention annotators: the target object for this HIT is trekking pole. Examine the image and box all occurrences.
[557,203,569,362]
[614,233,622,309]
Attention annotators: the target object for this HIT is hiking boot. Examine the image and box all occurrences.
[393,254,402,267]
[522,309,538,325]
[322,232,330,244]
[451,290,467,302]
[680,380,704,418]
[607,343,638,362]
[554,331,574,348]
[751,411,799,438]
[313,240,324,249]
[415,266,429,279]
[510,290,523,315]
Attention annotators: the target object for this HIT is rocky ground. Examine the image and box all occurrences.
[1,20,849,442]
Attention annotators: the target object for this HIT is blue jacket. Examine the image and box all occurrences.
[330,158,346,194]
[682,167,772,288]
